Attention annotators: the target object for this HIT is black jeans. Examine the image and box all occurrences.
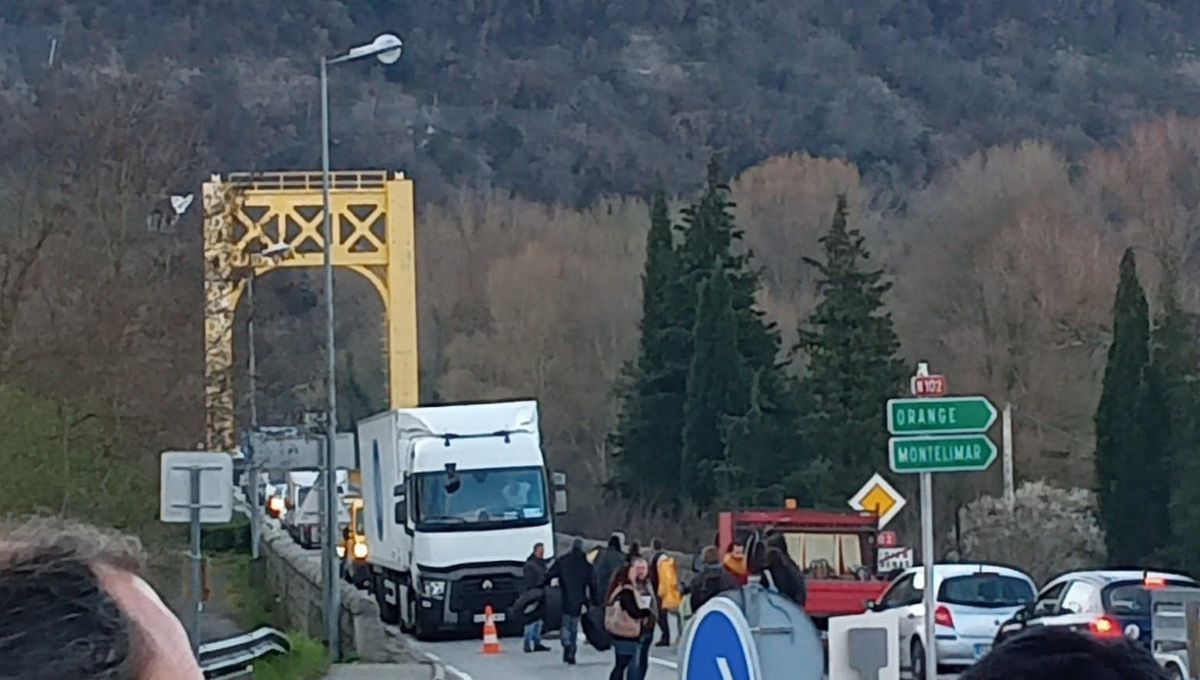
[656,608,670,641]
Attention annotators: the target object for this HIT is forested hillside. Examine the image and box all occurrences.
[5,2,1200,545]
[4,1,1200,202]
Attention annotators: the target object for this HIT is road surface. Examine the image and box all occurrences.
[395,627,679,680]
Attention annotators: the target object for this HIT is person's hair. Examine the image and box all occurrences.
[963,628,1170,680]
[0,516,148,680]
[607,562,637,598]
[628,541,641,558]
[651,538,663,551]
[701,545,720,565]
[730,539,745,549]
[766,547,785,568]
[607,534,622,551]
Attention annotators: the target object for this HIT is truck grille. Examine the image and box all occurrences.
[449,575,520,614]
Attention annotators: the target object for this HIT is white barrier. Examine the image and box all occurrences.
[828,611,900,680]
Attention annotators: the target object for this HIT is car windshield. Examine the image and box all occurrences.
[939,574,1034,608]
[414,466,548,530]
[1106,581,1197,616]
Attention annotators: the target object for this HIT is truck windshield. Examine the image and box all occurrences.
[414,466,548,531]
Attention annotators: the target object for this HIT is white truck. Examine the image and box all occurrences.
[357,400,567,638]
[284,470,350,549]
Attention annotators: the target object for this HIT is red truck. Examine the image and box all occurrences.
[717,505,890,626]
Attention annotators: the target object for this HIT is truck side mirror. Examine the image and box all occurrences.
[394,492,408,525]
[552,472,568,515]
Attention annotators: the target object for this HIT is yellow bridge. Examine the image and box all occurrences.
[203,171,418,452]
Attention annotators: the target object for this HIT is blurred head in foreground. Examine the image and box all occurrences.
[0,517,203,680]
[963,627,1169,680]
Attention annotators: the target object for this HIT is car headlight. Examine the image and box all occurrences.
[420,579,447,599]
[336,544,346,559]
[353,542,369,560]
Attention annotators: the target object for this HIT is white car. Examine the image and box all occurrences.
[864,564,1036,677]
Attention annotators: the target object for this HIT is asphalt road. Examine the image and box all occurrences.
[396,628,679,680]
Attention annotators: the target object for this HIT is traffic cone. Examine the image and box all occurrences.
[481,605,502,654]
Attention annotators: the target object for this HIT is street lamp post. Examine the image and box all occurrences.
[318,33,403,661]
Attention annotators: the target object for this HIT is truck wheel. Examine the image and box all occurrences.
[1166,664,1184,680]
[411,595,433,641]
[911,638,926,680]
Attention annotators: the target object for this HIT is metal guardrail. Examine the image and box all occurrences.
[199,627,291,679]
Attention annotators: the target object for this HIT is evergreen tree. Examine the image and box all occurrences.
[796,196,906,501]
[681,264,745,501]
[1094,249,1160,564]
[1149,268,1200,568]
[610,191,687,503]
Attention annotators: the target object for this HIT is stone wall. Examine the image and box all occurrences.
[259,520,408,662]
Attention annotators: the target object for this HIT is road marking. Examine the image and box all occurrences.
[717,657,734,680]
[650,657,679,669]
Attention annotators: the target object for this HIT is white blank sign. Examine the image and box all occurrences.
[160,451,234,524]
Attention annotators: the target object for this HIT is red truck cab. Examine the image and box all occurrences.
[717,506,890,625]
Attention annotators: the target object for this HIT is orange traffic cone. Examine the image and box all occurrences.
[481,605,502,654]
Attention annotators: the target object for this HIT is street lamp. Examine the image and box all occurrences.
[319,32,403,662]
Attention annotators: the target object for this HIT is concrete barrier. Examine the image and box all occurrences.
[259,519,411,662]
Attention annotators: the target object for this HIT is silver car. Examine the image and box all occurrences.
[865,564,1036,677]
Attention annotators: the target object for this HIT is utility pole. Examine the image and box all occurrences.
[1002,403,1015,507]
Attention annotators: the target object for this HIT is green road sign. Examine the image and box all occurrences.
[886,396,997,435]
[889,435,998,474]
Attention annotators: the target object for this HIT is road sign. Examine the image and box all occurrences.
[878,531,898,548]
[682,597,762,680]
[888,435,998,474]
[160,452,234,523]
[848,473,907,529]
[878,547,914,572]
[910,374,947,397]
[886,396,997,435]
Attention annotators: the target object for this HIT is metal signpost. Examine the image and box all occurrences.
[885,363,998,680]
[160,451,234,656]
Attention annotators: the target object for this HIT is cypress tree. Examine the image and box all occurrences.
[610,191,687,502]
[1094,249,1158,564]
[1149,268,1198,567]
[797,195,905,501]
[681,264,745,502]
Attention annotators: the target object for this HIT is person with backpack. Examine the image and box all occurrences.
[544,538,593,665]
[521,542,550,653]
[604,562,654,680]
[593,533,626,603]
[648,538,681,646]
[763,533,806,608]
[689,545,739,612]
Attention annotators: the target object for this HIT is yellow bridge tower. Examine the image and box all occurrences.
[202,171,418,452]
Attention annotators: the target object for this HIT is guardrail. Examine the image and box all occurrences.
[199,627,290,679]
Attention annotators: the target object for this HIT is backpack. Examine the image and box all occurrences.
[657,555,682,611]
[693,568,728,608]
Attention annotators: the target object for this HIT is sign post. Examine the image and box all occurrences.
[885,364,998,680]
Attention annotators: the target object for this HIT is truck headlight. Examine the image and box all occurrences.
[336,544,346,559]
[420,579,446,599]
[353,542,369,560]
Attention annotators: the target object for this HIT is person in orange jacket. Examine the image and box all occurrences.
[722,540,749,586]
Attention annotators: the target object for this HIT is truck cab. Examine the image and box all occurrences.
[358,400,567,638]
[342,496,371,588]
[718,506,888,626]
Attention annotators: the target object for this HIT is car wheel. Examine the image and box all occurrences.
[1167,663,1184,680]
[911,638,926,680]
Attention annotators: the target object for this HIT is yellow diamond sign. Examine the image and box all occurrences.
[848,473,907,529]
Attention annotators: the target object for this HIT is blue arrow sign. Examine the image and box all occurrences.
[682,597,761,680]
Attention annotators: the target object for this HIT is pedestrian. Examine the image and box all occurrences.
[629,557,659,680]
[626,541,642,563]
[764,546,807,608]
[521,542,550,653]
[0,516,205,679]
[963,627,1169,680]
[648,538,680,646]
[545,538,593,665]
[593,533,626,603]
[604,563,654,680]
[723,540,749,586]
[689,545,739,612]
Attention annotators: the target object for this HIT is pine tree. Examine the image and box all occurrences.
[610,191,688,503]
[1149,268,1199,568]
[1094,249,1159,564]
[796,195,906,501]
[681,264,745,502]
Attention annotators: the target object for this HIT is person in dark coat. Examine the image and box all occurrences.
[593,534,626,604]
[521,542,550,652]
[689,545,739,612]
[764,547,807,608]
[545,538,594,665]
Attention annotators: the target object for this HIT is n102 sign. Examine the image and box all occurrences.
[910,374,947,397]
